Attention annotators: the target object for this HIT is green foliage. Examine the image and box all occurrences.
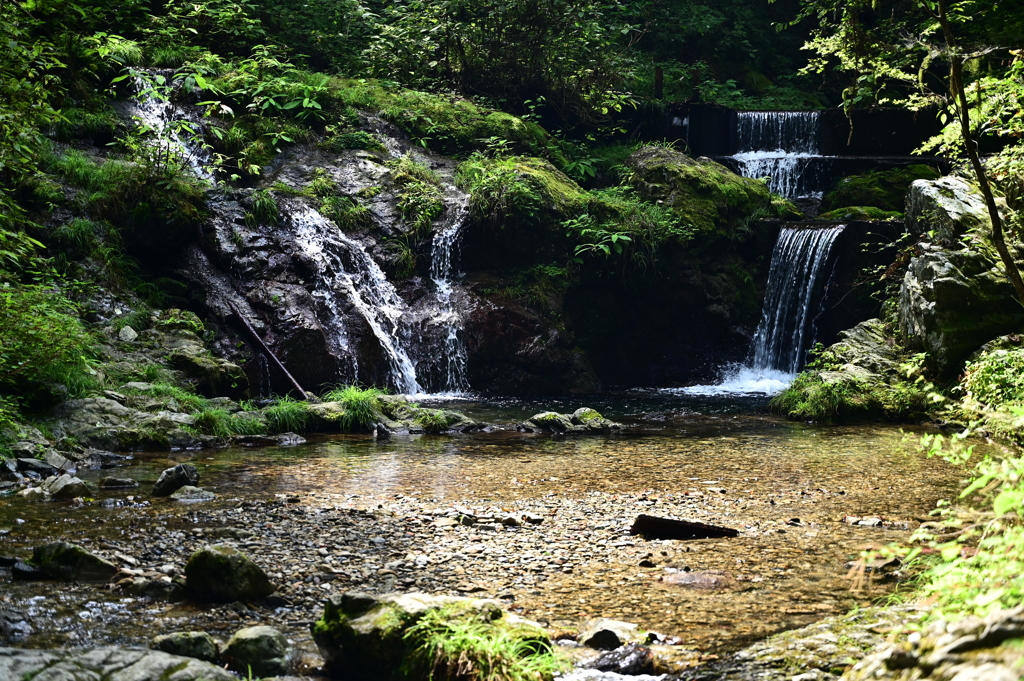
[112,309,152,333]
[457,155,587,230]
[264,395,311,433]
[119,381,209,413]
[320,129,385,153]
[402,605,565,681]
[0,284,97,404]
[193,407,268,436]
[413,409,459,434]
[247,189,279,226]
[816,206,902,221]
[961,346,1024,409]
[322,385,385,432]
[389,155,444,237]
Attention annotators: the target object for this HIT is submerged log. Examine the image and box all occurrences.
[629,514,738,540]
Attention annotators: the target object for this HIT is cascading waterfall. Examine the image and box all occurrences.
[731,111,827,199]
[290,206,423,394]
[131,76,214,183]
[427,195,471,393]
[679,224,845,395]
[750,225,845,374]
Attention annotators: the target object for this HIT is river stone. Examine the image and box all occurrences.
[100,476,139,489]
[184,544,275,602]
[170,485,216,502]
[40,473,92,500]
[0,646,235,681]
[578,618,641,650]
[581,643,656,675]
[312,591,549,680]
[0,609,32,642]
[899,244,1024,378]
[118,325,139,342]
[17,487,46,502]
[0,458,22,482]
[30,542,117,581]
[153,463,200,496]
[517,409,623,434]
[221,625,289,677]
[150,631,220,663]
[16,457,58,478]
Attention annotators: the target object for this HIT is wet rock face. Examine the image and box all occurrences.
[49,397,211,452]
[905,176,1008,247]
[184,544,275,603]
[152,463,200,497]
[150,631,220,663]
[0,646,235,681]
[899,244,1024,378]
[26,542,117,582]
[517,408,622,434]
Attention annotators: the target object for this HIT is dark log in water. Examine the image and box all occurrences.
[629,514,739,540]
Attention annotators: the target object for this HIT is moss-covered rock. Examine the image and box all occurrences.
[771,319,930,422]
[822,164,941,214]
[311,591,549,681]
[184,545,275,603]
[516,407,622,433]
[622,146,775,236]
[30,542,118,581]
[905,175,1011,247]
[817,206,903,221]
[221,625,289,677]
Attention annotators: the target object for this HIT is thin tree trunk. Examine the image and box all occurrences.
[936,0,1024,307]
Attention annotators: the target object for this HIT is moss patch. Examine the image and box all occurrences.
[821,164,941,213]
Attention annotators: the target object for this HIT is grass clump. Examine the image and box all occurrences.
[389,154,444,237]
[403,605,566,681]
[322,385,385,432]
[264,395,311,433]
[413,409,458,434]
[193,407,268,437]
[120,382,209,413]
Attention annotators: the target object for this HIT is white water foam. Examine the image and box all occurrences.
[671,366,795,396]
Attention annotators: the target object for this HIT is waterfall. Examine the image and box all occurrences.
[290,206,423,394]
[131,76,214,183]
[750,225,845,374]
[731,111,828,200]
[677,225,844,395]
[427,195,470,393]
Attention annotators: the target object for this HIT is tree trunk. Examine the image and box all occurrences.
[936,0,1024,307]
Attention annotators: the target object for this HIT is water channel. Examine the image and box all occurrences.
[0,392,966,670]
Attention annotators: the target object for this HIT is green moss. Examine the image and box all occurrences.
[321,129,386,153]
[817,206,903,221]
[821,164,941,213]
[574,407,602,422]
[623,146,774,237]
[388,155,444,237]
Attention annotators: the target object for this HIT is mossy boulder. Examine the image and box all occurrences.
[49,397,205,452]
[905,175,1010,246]
[818,206,902,221]
[30,542,118,581]
[159,330,249,399]
[771,319,930,422]
[517,407,622,433]
[822,164,941,214]
[899,244,1024,379]
[221,625,289,677]
[311,591,549,681]
[623,146,775,236]
[184,545,275,603]
[150,631,220,663]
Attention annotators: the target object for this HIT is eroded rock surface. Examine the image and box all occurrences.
[0,646,234,681]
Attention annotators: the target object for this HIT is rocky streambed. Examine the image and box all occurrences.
[0,400,971,678]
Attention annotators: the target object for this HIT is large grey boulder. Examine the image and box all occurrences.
[0,646,234,681]
[50,398,203,452]
[153,463,200,497]
[905,176,1008,246]
[311,591,549,681]
[150,631,220,663]
[27,542,117,582]
[40,474,92,500]
[221,625,289,677]
[184,544,275,603]
[899,244,1024,378]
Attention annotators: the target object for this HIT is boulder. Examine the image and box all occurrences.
[29,542,117,581]
[184,545,275,603]
[899,244,1024,378]
[220,625,289,677]
[0,609,32,642]
[581,643,656,675]
[0,459,23,482]
[15,457,58,479]
[150,631,220,663]
[0,646,234,681]
[578,618,642,650]
[311,591,549,681]
[170,486,216,502]
[162,329,249,399]
[99,476,139,489]
[153,463,200,497]
[517,408,622,434]
[40,474,92,500]
[905,176,1008,246]
[49,398,205,452]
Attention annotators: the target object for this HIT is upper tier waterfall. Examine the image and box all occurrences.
[731,111,829,200]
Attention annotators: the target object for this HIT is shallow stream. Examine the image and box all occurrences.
[0,392,967,668]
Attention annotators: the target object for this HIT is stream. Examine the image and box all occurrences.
[0,392,965,671]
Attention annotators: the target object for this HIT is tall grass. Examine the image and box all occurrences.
[322,385,385,432]
[264,395,311,433]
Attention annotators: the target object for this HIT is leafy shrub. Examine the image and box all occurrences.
[0,284,97,403]
[413,408,458,434]
[322,385,385,432]
[264,395,311,433]
[959,346,1024,409]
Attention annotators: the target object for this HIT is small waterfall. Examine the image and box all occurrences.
[131,76,214,183]
[751,225,845,374]
[677,224,844,395]
[290,205,423,394]
[427,195,470,393]
[731,111,828,199]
